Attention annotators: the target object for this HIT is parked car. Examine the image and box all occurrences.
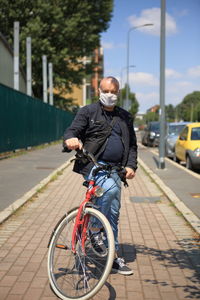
[141,121,160,147]
[165,122,190,158]
[174,122,200,170]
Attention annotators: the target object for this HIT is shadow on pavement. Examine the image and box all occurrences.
[135,238,200,299]
[106,281,117,300]
[153,155,160,168]
[119,243,137,263]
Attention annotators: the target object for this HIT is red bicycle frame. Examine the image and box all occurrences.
[71,180,101,254]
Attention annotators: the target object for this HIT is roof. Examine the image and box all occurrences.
[187,122,200,128]
[168,122,190,126]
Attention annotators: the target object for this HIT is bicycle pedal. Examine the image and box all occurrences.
[56,244,68,250]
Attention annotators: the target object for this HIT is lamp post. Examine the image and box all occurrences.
[158,0,166,169]
[125,23,153,111]
[120,65,135,107]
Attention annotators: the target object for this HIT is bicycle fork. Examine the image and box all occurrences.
[71,199,90,255]
[71,180,101,255]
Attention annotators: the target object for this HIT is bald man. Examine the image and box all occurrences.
[64,76,137,275]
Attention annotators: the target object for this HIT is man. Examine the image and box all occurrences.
[64,76,137,275]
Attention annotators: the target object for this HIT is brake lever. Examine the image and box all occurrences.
[82,148,101,167]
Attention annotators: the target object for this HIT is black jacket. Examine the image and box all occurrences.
[63,101,138,176]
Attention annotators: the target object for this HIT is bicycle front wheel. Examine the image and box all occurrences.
[47,207,115,300]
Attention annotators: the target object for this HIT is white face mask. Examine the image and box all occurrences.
[99,91,118,107]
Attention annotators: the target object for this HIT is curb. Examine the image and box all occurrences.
[138,157,200,236]
[0,157,73,225]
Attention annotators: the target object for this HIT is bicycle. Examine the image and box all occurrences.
[47,149,128,300]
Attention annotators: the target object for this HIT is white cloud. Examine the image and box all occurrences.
[187,66,200,77]
[167,81,191,95]
[128,8,177,36]
[136,92,159,111]
[165,68,182,79]
[176,81,193,88]
[177,9,188,17]
[102,41,125,50]
[166,80,200,106]
[102,41,114,49]
[129,72,159,86]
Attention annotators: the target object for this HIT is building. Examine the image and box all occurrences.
[147,105,160,113]
[60,47,104,107]
[0,32,26,93]
[90,47,104,100]
[135,112,145,120]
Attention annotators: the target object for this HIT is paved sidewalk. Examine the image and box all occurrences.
[0,144,73,211]
[0,162,200,300]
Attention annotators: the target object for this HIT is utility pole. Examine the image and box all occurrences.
[158,0,166,169]
[82,56,87,106]
[14,21,19,90]
[42,55,48,103]
[26,37,32,96]
[48,62,53,105]
[190,103,194,122]
[120,65,135,108]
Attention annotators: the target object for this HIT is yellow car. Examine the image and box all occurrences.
[175,122,200,170]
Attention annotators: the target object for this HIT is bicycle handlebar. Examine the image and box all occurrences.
[63,145,128,187]
[77,148,128,187]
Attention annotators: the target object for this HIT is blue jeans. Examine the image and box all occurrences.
[85,163,122,251]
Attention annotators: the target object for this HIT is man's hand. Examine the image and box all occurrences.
[65,138,82,150]
[125,167,135,179]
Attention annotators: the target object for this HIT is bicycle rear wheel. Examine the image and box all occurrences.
[47,207,115,300]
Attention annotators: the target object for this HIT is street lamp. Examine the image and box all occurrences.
[125,23,154,111]
[158,0,166,169]
[120,65,135,107]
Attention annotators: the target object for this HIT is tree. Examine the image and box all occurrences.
[165,104,175,122]
[144,111,159,123]
[0,0,113,100]
[176,91,200,121]
[119,84,139,117]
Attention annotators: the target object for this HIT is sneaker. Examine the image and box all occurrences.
[112,257,133,275]
[89,231,107,257]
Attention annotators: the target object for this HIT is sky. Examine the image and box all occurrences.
[101,0,200,113]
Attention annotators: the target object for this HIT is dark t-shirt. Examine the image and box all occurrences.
[99,111,124,163]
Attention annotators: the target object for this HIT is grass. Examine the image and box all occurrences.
[50,174,58,182]
[50,170,64,182]
[155,199,162,204]
[176,211,183,217]
[36,185,47,194]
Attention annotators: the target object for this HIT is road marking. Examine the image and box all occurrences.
[191,193,200,198]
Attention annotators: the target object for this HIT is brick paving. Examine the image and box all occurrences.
[0,162,200,300]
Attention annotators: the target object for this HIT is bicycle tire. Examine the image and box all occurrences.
[47,207,115,300]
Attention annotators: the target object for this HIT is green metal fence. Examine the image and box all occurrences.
[0,83,74,153]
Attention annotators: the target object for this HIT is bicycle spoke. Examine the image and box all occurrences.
[48,208,114,300]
